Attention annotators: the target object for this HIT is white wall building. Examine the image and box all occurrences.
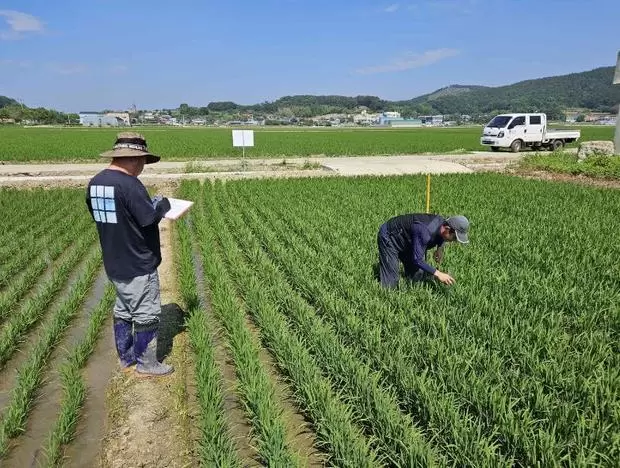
[383,111,401,119]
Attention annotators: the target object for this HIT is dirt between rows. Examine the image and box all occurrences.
[99,186,198,468]
[96,183,325,468]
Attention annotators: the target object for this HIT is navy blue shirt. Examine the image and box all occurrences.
[86,169,163,280]
[410,222,444,275]
[385,214,445,275]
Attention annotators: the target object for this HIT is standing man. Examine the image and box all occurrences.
[377,213,469,289]
[86,132,173,377]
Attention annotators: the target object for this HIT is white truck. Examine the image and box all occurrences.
[480,113,581,152]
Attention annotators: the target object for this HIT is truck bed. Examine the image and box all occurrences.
[545,129,581,140]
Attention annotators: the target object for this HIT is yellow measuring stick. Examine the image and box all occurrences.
[426,174,431,213]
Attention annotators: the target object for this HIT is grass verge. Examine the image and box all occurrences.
[517,151,620,179]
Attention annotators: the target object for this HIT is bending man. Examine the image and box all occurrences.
[377,213,469,288]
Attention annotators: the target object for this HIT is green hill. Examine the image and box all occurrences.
[201,66,619,121]
[410,84,489,102]
[406,66,619,117]
[0,96,18,108]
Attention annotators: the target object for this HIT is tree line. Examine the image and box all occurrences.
[2,65,618,125]
[0,100,79,125]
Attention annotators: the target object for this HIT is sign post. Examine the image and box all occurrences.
[613,51,620,154]
[232,130,255,169]
[426,174,431,213]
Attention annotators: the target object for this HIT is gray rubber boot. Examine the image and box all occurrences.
[133,323,174,377]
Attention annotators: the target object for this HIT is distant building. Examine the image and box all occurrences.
[383,111,401,119]
[79,112,127,127]
[564,109,585,123]
[419,115,444,125]
[565,109,615,124]
[105,112,131,125]
[596,115,617,125]
[354,110,379,125]
[390,119,423,128]
[378,111,422,127]
[585,112,615,123]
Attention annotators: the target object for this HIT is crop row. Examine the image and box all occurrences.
[0,229,97,367]
[0,189,82,263]
[43,283,116,466]
[189,187,301,466]
[0,250,102,459]
[180,180,381,466]
[174,196,240,467]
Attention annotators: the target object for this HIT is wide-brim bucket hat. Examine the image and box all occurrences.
[100,132,160,164]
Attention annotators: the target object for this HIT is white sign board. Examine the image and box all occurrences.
[232,130,254,147]
[614,51,620,84]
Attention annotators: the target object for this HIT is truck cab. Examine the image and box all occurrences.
[481,113,580,152]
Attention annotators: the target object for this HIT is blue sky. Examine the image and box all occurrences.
[0,0,618,112]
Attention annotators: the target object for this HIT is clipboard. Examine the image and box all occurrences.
[164,198,194,220]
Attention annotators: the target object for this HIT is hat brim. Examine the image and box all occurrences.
[100,148,160,164]
[455,231,469,244]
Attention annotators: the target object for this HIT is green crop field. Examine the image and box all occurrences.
[175,174,620,466]
[0,187,110,464]
[1,174,618,466]
[0,125,614,162]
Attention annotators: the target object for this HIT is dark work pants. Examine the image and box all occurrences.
[377,224,429,288]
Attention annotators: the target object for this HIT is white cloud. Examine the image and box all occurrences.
[49,63,89,75]
[0,59,32,68]
[109,64,129,75]
[404,1,478,15]
[384,3,400,12]
[426,0,479,14]
[0,10,44,40]
[355,48,459,74]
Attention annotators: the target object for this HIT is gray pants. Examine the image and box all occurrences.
[111,271,161,325]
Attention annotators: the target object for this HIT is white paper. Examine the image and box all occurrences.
[165,197,194,220]
[232,130,254,147]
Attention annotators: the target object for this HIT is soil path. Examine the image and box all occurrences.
[0,153,527,188]
[99,187,197,468]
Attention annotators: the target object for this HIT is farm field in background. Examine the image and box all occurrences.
[1,174,618,466]
[176,174,619,466]
[0,125,614,162]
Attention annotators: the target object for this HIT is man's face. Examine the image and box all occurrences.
[126,156,146,176]
[440,225,457,242]
[135,156,146,175]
